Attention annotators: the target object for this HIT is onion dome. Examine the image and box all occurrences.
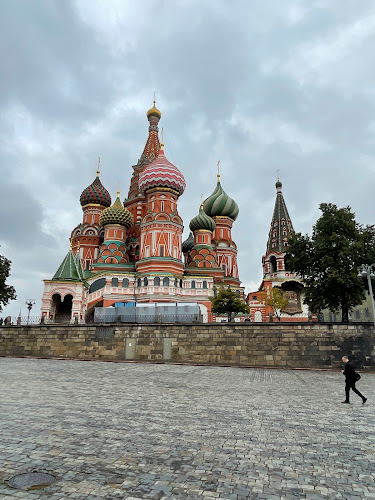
[189,205,216,233]
[147,100,161,120]
[182,232,194,253]
[80,172,111,207]
[276,179,282,188]
[99,193,133,228]
[138,144,186,195]
[203,175,239,221]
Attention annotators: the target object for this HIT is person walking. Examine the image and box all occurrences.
[341,356,367,404]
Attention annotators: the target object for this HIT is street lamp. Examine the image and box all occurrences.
[358,265,375,327]
[25,299,36,325]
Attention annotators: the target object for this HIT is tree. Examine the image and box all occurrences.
[210,287,249,322]
[259,287,289,321]
[0,249,17,313]
[287,203,375,323]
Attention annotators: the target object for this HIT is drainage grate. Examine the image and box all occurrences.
[7,472,56,490]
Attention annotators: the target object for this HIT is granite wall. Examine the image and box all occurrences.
[0,323,374,369]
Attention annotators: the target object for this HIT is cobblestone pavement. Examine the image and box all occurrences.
[0,359,374,499]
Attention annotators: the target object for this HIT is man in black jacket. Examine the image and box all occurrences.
[342,356,367,404]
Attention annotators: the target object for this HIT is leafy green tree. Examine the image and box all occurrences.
[259,287,289,321]
[0,249,17,312]
[210,286,249,322]
[287,203,375,322]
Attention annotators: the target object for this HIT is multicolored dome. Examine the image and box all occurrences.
[182,232,194,253]
[203,178,239,221]
[80,174,111,207]
[189,205,216,233]
[138,145,186,195]
[147,100,161,120]
[99,194,133,228]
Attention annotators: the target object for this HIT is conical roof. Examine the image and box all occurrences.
[99,194,133,228]
[266,180,294,254]
[80,174,111,207]
[52,248,84,281]
[189,205,216,233]
[182,232,194,253]
[203,176,239,221]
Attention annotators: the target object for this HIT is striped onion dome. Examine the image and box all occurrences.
[80,174,111,207]
[99,194,133,228]
[189,205,216,233]
[138,145,186,195]
[203,178,239,221]
[182,232,194,253]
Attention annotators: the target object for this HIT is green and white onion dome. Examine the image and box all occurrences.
[99,194,133,228]
[189,205,216,233]
[203,178,239,221]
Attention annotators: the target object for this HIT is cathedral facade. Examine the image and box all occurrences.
[41,103,243,322]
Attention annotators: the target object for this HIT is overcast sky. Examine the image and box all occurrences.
[1,0,375,318]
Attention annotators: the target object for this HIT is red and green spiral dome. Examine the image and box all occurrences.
[80,176,111,207]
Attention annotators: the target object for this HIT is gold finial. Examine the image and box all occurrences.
[160,130,164,151]
[217,160,221,182]
[117,180,120,198]
[96,156,101,177]
[200,193,204,209]
[276,169,280,181]
[147,94,161,119]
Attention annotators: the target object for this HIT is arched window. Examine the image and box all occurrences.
[180,279,183,288]
[111,278,118,287]
[284,253,292,271]
[137,278,142,287]
[163,277,169,286]
[89,278,106,294]
[135,245,139,256]
[203,281,208,289]
[144,277,148,286]
[191,280,196,289]
[270,256,277,273]
[122,278,129,288]
[154,277,160,286]
[174,278,178,287]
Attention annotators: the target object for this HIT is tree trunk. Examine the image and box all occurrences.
[341,303,349,323]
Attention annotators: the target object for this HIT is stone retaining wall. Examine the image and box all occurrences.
[0,323,374,369]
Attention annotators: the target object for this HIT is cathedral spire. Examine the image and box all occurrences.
[266,178,294,254]
[140,100,161,165]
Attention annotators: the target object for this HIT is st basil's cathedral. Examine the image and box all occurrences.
[41,102,245,322]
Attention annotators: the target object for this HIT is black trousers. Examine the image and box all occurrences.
[345,380,365,402]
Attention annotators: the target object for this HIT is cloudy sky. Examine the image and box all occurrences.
[1,0,375,318]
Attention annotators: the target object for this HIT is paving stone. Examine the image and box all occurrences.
[0,359,374,498]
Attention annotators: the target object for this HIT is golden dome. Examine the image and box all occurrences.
[147,100,161,120]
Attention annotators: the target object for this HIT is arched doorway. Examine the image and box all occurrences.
[254,311,262,322]
[52,293,73,322]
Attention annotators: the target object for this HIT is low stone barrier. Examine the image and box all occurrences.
[0,323,374,369]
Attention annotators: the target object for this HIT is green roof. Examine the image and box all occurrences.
[52,249,84,281]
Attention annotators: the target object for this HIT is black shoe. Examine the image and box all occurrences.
[362,398,367,405]
[341,401,350,404]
